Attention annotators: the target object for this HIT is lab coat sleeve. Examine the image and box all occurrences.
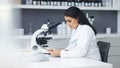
[61,26,95,58]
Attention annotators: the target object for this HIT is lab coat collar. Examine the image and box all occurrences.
[75,24,82,32]
[71,24,82,37]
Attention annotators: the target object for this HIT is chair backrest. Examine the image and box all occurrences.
[97,41,110,62]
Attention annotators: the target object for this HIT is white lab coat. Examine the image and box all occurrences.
[61,24,101,61]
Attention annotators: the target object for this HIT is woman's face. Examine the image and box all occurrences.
[64,16,79,29]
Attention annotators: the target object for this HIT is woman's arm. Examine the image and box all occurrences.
[61,26,95,57]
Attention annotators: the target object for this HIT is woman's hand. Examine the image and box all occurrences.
[48,48,61,57]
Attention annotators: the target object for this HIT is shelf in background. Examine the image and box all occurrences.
[13,5,118,11]
[14,34,120,40]
[96,34,120,38]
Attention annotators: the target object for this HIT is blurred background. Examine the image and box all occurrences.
[0,0,120,68]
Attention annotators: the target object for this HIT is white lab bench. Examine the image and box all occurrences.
[14,34,120,68]
[25,57,112,68]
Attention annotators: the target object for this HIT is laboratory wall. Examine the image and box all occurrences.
[21,9,117,35]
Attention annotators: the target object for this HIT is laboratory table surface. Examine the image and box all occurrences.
[25,56,112,68]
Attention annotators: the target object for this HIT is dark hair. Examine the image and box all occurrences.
[64,6,97,35]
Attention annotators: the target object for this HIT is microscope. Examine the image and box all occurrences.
[31,22,61,54]
[29,22,61,61]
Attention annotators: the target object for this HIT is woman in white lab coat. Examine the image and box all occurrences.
[48,6,101,61]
